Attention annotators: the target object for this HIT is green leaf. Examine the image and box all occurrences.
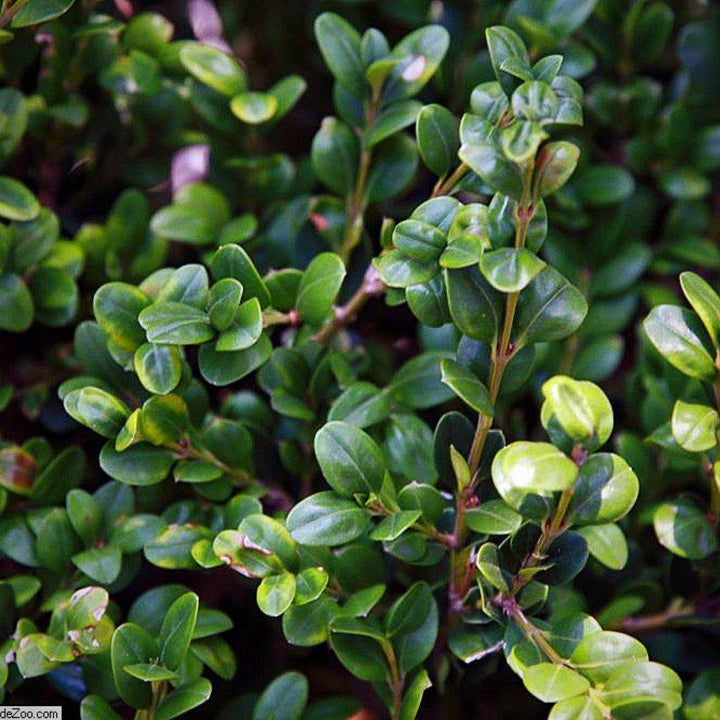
[393,219,446,262]
[370,511,421,541]
[257,573,296,617]
[159,592,199,670]
[500,120,548,163]
[0,274,33,332]
[388,351,455,409]
[386,581,435,638]
[140,394,188,446]
[492,441,578,512]
[599,660,682,713]
[459,141,523,200]
[145,525,210,570]
[67,585,110,629]
[311,117,359,195]
[440,359,494,415]
[11,0,73,27]
[215,298,262,351]
[65,489,103,545]
[445,266,501,342]
[155,679,212,720]
[376,249,437,288]
[383,24,449,103]
[398,482,446,523]
[72,545,122,584]
[567,453,639,526]
[329,619,389,681]
[156,264,209,308]
[180,43,246,95]
[174,460,223,484]
[366,134,418,203]
[534,141,581,197]
[523,663,589,703]
[80,695,123,720]
[15,635,59,677]
[64,387,130,438]
[653,497,718,560]
[476,543,512,591]
[134,343,183,395]
[680,271,720,348]
[93,282,150,353]
[100,441,175,486]
[138,302,215,345]
[214,529,283,578]
[569,631,647,684]
[296,252,346,326]
[486,26,530,94]
[365,100,422,148]
[400,669,432,720]
[207,278,243,332]
[191,636,236,679]
[416,104,460,177]
[671,400,719,452]
[540,376,613,451]
[684,668,720,720]
[267,75,306,119]
[0,515,38,566]
[448,624,504,664]
[230,92,278,124]
[253,671,308,720]
[111,623,158,708]
[573,165,635,207]
[282,596,336,647]
[0,177,39,220]
[513,267,587,347]
[210,243,271,307]
[465,500,522,535]
[199,332,272,386]
[314,421,385,495]
[124,663,178,682]
[480,248,545,293]
[294,567,329,606]
[238,514,297,569]
[548,695,603,719]
[512,82,559,123]
[314,13,366,98]
[644,304,716,379]
[328,382,392,429]
[575,523,628,570]
[286,491,369,546]
[470,82,510,124]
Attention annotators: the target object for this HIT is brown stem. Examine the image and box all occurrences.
[503,600,567,665]
[431,162,470,198]
[381,640,404,720]
[312,264,385,343]
[447,160,536,619]
[0,0,26,26]
[338,98,381,264]
[609,603,696,633]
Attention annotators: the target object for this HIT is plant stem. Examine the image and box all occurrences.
[609,602,696,633]
[431,162,470,198]
[504,601,567,665]
[0,0,26,26]
[447,160,536,619]
[313,263,385,343]
[338,98,380,264]
[382,641,404,720]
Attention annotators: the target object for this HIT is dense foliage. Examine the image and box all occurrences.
[1,0,720,717]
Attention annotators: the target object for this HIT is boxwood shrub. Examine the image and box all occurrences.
[1,1,719,718]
